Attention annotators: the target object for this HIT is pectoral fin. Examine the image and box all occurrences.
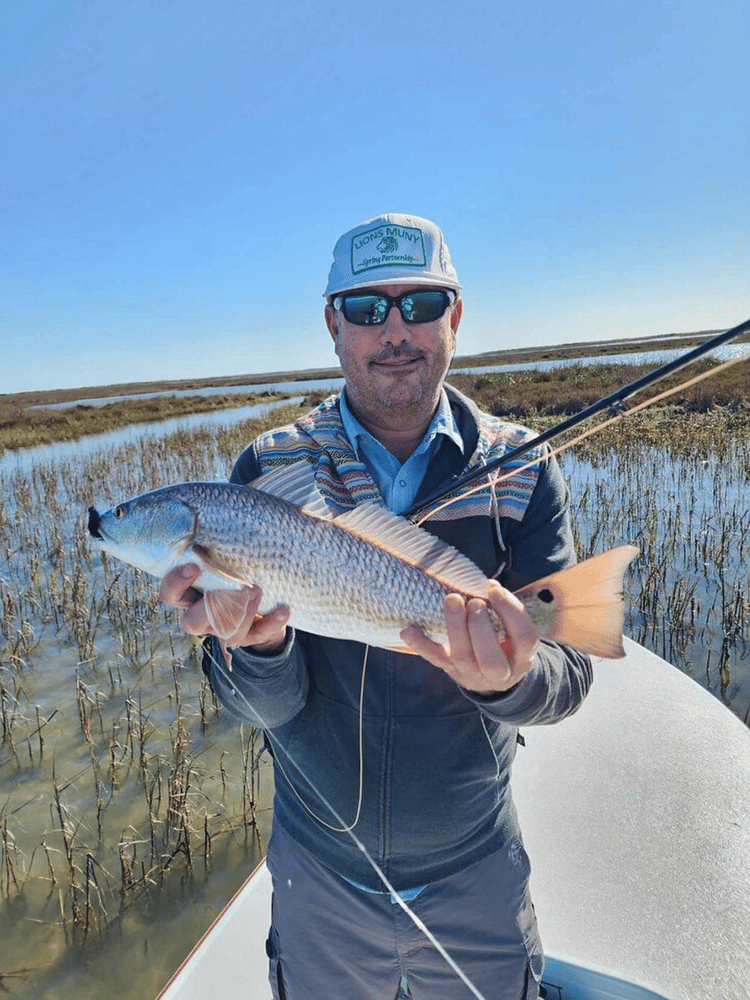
[204,587,254,640]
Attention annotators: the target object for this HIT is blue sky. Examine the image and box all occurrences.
[2,0,748,394]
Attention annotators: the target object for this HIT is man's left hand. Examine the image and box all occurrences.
[400,581,540,694]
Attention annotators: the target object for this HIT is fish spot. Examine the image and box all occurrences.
[537,588,554,604]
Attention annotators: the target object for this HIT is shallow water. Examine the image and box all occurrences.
[455,341,747,377]
[0,392,747,999]
[35,380,342,410]
[0,397,304,477]
[560,444,750,720]
[0,410,290,998]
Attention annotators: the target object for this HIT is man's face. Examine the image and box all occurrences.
[324,283,462,425]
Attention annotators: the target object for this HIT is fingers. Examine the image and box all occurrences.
[185,585,290,653]
[443,592,476,664]
[158,564,290,655]
[487,583,540,671]
[159,564,202,608]
[402,596,506,682]
[243,605,291,653]
[400,624,451,668]
[401,583,540,695]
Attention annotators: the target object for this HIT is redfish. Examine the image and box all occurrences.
[88,463,637,657]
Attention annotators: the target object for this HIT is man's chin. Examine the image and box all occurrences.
[371,382,429,412]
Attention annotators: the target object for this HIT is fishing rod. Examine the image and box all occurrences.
[407,315,750,518]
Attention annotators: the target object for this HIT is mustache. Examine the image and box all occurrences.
[371,345,424,363]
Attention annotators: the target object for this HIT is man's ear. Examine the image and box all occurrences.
[324,303,340,355]
[450,296,463,335]
[449,296,462,356]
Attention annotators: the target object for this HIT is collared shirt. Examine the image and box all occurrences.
[339,388,465,514]
[339,387,465,901]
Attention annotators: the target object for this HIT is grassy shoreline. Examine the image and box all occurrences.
[0,352,747,997]
[0,389,289,454]
[1,330,747,455]
[2,327,740,408]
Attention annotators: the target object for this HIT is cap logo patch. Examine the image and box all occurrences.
[350,224,427,275]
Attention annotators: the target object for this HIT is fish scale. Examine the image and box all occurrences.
[194,486,465,646]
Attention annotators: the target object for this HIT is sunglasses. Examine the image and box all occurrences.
[332,289,455,326]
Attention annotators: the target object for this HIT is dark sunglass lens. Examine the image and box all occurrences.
[343,295,388,325]
[403,291,449,323]
[339,290,450,325]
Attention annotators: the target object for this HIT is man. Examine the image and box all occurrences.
[160,213,592,1000]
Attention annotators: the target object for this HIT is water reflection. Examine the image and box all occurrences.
[1,358,747,1000]
[0,397,304,476]
[454,342,746,377]
[38,379,344,410]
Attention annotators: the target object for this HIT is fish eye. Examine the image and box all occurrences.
[537,588,554,604]
[114,505,125,519]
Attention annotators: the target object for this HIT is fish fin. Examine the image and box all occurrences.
[192,543,251,588]
[251,464,488,595]
[219,639,234,673]
[248,462,333,519]
[336,503,490,597]
[204,588,253,640]
[515,545,639,659]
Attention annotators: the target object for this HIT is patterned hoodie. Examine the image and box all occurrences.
[205,385,593,890]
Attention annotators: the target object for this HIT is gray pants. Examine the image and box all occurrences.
[265,823,542,1000]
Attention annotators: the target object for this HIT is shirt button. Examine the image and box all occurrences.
[399,480,406,487]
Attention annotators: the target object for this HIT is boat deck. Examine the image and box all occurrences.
[159,638,750,999]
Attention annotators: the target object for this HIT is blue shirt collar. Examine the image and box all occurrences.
[339,387,464,461]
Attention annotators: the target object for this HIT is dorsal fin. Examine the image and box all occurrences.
[336,502,490,598]
[248,462,333,519]
[250,462,490,598]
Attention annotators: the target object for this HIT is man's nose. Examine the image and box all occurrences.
[378,307,412,344]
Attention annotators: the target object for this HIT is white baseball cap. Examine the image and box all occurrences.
[324,213,461,297]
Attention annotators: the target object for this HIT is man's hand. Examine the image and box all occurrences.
[400,581,540,694]
[159,564,290,655]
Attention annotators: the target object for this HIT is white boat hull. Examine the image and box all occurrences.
[158,639,750,999]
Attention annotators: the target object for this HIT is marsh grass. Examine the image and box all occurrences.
[449,356,749,420]
[0,403,307,991]
[450,363,749,719]
[0,390,289,454]
[0,366,748,996]
[3,328,745,456]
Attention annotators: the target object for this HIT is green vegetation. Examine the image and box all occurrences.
[0,389,288,453]
[3,327,746,455]
[3,353,747,457]
[450,357,749,422]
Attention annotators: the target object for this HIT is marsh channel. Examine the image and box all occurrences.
[0,339,748,999]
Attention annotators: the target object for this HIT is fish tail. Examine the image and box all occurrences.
[516,545,639,659]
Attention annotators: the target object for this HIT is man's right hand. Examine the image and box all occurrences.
[159,563,290,655]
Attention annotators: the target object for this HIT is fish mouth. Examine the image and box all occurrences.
[88,507,103,539]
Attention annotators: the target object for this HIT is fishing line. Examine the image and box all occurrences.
[264,644,369,834]
[202,640,490,1000]
[414,350,749,526]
